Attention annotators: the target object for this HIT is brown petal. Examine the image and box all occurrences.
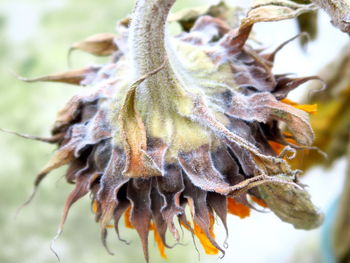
[191,95,293,176]
[93,139,112,172]
[74,109,112,155]
[65,158,88,184]
[53,94,100,134]
[156,164,184,241]
[178,144,232,195]
[273,75,324,100]
[146,138,168,174]
[127,178,153,263]
[113,198,131,244]
[100,228,114,255]
[210,147,244,185]
[97,147,128,227]
[150,187,169,248]
[20,137,78,208]
[207,192,228,246]
[57,165,99,238]
[182,177,224,255]
[0,128,62,144]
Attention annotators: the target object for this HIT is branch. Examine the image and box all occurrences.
[311,0,350,35]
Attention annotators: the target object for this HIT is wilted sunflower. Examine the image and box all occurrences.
[7,0,325,261]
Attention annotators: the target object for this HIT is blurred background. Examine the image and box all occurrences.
[0,0,348,263]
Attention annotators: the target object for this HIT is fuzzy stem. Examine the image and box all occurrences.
[128,0,186,115]
[311,0,350,35]
[129,0,176,76]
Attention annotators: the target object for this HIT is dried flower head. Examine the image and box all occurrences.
[10,0,325,261]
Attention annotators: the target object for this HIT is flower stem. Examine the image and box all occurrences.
[129,0,176,76]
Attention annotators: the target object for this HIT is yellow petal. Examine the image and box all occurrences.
[282,98,317,114]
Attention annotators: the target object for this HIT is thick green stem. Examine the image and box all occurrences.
[129,0,190,118]
[128,0,186,115]
[129,0,175,76]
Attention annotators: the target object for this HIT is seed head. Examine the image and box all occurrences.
[11,1,324,261]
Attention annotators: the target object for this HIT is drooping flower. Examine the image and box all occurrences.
[11,0,324,261]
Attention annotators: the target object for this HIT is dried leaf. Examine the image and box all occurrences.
[70,33,118,56]
[258,181,324,229]
[16,66,100,85]
[118,61,168,178]
[227,92,314,146]
[118,86,161,178]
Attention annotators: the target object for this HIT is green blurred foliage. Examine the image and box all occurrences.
[0,0,213,262]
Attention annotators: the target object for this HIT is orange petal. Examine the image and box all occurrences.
[251,195,268,208]
[282,98,317,114]
[147,222,167,258]
[193,221,219,255]
[124,206,134,229]
[179,219,191,231]
[92,200,99,213]
[227,197,250,219]
[268,140,284,155]
[208,213,216,239]
[153,226,167,259]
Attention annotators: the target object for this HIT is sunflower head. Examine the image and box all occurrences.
[14,0,323,261]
